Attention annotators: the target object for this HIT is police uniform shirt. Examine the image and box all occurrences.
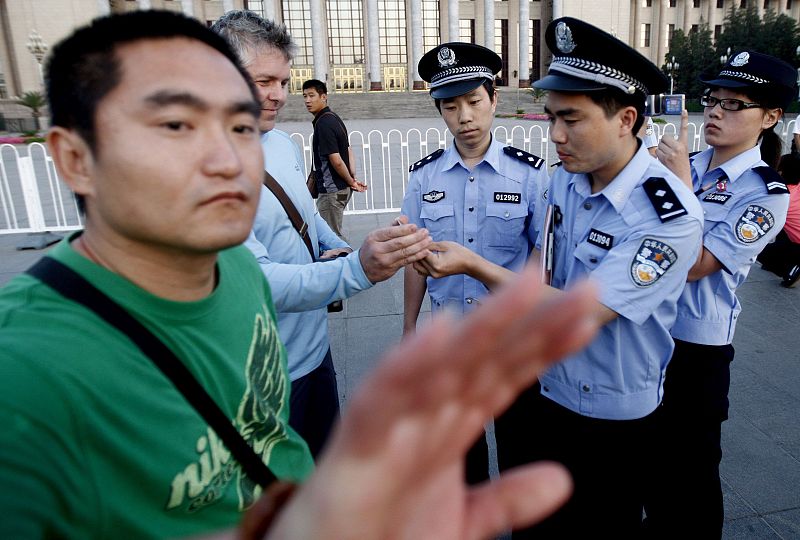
[401,137,548,313]
[671,146,789,346]
[537,142,703,420]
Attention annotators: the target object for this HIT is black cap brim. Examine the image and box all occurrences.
[533,73,607,93]
[430,78,487,99]
[698,75,751,89]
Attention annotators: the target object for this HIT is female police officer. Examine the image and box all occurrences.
[647,51,796,538]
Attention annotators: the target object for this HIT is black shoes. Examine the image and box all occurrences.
[781,265,800,288]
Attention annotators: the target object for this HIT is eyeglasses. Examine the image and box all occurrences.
[700,95,762,111]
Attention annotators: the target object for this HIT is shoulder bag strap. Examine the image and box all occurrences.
[25,256,278,490]
[319,111,347,139]
[261,170,316,262]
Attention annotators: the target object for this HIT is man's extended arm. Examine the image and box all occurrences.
[416,242,619,326]
[246,216,432,312]
[402,265,428,336]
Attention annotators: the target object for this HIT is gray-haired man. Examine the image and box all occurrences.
[211,11,431,458]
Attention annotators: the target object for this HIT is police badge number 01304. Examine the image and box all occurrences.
[736,204,775,244]
[630,238,677,287]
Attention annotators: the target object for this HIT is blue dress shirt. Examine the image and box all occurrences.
[538,143,704,420]
[671,146,789,345]
[245,130,373,380]
[401,138,549,314]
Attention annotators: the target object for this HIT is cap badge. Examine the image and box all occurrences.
[437,47,457,68]
[730,52,749,67]
[555,22,577,54]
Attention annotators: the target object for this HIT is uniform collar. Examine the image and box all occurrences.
[690,145,763,185]
[441,134,501,173]
[569,141,653,214]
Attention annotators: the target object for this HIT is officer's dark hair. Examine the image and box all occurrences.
[587,88,646,138]
[778,152,800,185]
[302,79,328,96]
[434,80,497,113]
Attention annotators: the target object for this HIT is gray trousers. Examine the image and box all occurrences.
[317,187,352,240]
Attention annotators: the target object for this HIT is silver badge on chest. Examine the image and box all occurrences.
[555,22,577,54]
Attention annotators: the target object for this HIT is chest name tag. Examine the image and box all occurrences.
[630,238,677,287]
[587,229,614,250]
[423,190,445,203]
[493,192,521,204]
[703,192,732,205]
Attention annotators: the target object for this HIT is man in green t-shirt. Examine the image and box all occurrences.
[0,11,313,539]
[0,10,606,540]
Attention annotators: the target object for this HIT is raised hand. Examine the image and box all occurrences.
[413,241,474,278]
[358,215,432,283]
[655,109,692,188]
[266,264,600,540]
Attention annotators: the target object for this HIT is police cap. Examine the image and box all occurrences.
[534,17,667,98]
[700,50,798,110]
[418,42,502,99]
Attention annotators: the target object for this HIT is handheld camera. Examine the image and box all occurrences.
[645,94,686,116]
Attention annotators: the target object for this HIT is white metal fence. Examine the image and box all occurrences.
[1,118,797,234]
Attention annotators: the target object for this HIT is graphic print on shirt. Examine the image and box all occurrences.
[735,204,775,244]
[166,311,288,512]
[630,238,677,287]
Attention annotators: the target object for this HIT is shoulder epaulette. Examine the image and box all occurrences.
[503,146,544,169]
[752,166,789,195]
[409,149,444,173]
[642,177,688,222]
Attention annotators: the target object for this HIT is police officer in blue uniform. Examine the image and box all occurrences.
[645,51,795,539]
[411,18,704,536]
[401,42,549,485]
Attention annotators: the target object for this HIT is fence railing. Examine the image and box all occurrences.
[1,119,797,234]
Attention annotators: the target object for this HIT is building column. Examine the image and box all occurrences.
[552,0,562,20]
[410,0,424,89]
[448,0,459,42]
[223,0,235,13]
[654,0,665,67]
[483,0,494,50]
[96,0,110,15]
[518,0,529,87]
[263,0,276,22]
[366,0,382,90]
[310,0,328,82]
[180,0,194,17]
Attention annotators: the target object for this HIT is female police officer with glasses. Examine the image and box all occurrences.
[647,50,796,538]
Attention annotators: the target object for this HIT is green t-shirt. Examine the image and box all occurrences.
[0,237,314,539]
